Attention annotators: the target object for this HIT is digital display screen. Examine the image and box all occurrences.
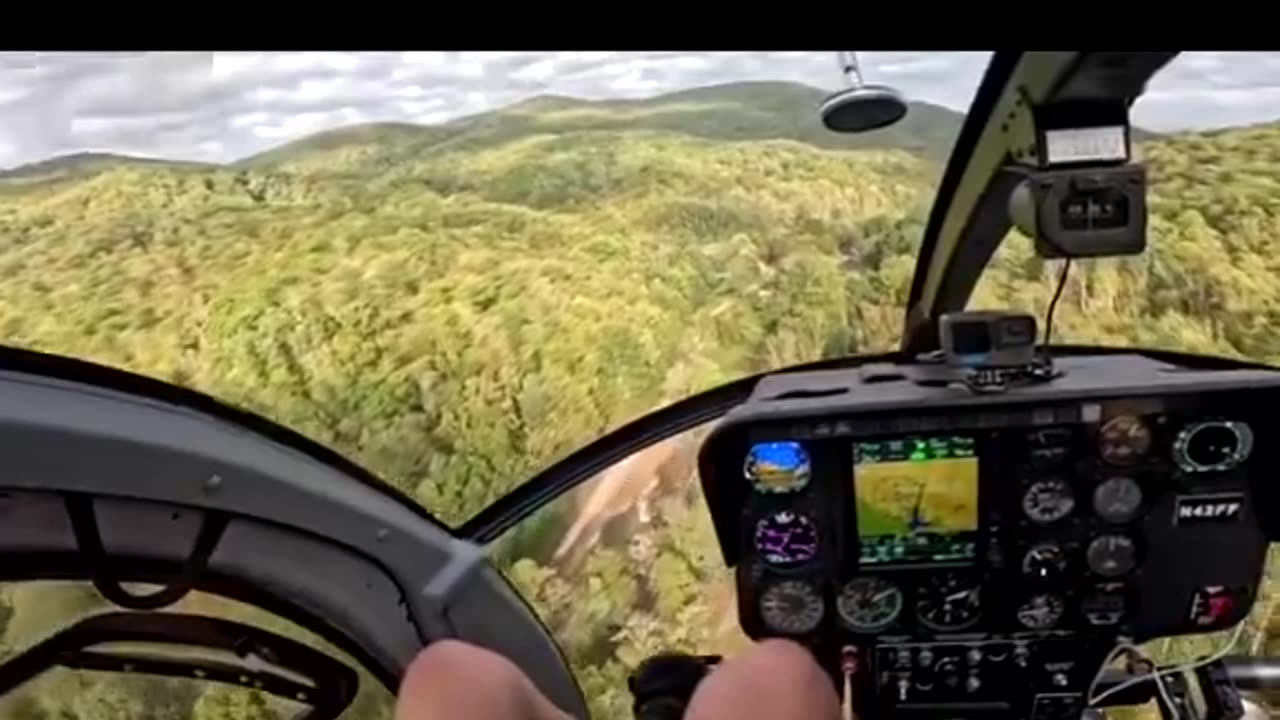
[1060,186,1130,231]
[854,435,979,565]
[744,441,811,494]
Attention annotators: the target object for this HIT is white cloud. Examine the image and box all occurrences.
[1131,52,1280,132]
[0,51,1273,169]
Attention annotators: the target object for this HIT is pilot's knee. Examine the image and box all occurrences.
[401,639,522,696]
[687,639,838,719]
[739,638,833,687]
[399,640,571,720]
[704,638,833,696]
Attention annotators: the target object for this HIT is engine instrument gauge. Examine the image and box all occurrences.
[754,511,819,567]
[837,576,904,633]
[1022,480,1076,524]
[916,573,981,632]
[1022,542,1068,580]
[1093,476,1143,523]
[1098,415,1152,466]
[759,580,825,635]
[744,441,811,494]
[1087,534,1137,578]
[1017,593,1065,630]
[1173,421,1253,473]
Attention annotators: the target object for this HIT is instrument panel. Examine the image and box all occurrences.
[698,354,1279,720]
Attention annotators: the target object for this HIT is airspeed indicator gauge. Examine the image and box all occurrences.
[759,580,825,635]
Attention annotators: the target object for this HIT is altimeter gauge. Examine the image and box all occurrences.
[837,576,904,632]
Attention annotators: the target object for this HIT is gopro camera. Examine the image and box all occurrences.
[939,311,1038,369]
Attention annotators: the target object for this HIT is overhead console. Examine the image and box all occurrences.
[697,352,1280,720]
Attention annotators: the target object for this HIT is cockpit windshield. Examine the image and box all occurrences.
[0,52,996,527]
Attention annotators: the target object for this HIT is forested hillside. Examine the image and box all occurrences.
[0,79,1277,720]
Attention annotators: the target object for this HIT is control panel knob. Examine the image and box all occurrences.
[896,648,912,666]
[937,657,961,689]
[966,674,982,693]
[967,647,983,666]
[1052,672,1069,688]
[1013,644,1030,668]
[1087,535,1137,577]
[917,648,934,667]
[897,677,910,701]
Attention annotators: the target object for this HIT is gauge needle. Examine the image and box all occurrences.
[872,589,896,602]
[946,589,974,602]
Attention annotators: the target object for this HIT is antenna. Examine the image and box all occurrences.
[837,51,864,86]
[820,51,909,134]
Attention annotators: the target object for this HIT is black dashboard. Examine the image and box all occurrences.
[697,353,1280,720]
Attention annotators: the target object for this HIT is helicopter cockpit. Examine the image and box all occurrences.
[0,50,1277,720]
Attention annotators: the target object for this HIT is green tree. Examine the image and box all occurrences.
[191,684,282,720]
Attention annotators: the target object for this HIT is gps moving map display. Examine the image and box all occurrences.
[853,435,979,565]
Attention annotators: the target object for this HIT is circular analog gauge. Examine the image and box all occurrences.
[1022,480,1076,524]
[916,573,981,632]
[744,441,811,494]
[1173,421,1254,473]
[758,580,825,635]
[1017,593,1065,630]
[1087,534,1137,578]
[1022,542,1068,581]
[753,511,820,568]
[837,576,904,633]
[1093,476,1144,523]
[1098,415,1153,466]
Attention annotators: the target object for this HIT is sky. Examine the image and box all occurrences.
[0,51,1277,169]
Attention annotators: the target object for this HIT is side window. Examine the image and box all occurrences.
[0,581,394,720]
[970,52,1280,362]
[970,52,1280,691]
[493,422,749,720]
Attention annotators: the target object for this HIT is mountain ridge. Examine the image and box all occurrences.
[0,81,967,182]
[0,79,1223,187]
[0,151,218,183]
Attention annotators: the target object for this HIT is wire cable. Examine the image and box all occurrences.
[1087,640,1178,719]
[1043,258,1072,353]
[1087,621,1248,711]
